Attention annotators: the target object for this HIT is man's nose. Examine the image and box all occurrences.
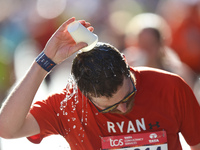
[116,103,127,113]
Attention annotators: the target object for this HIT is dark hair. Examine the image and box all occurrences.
[71,42,130,98]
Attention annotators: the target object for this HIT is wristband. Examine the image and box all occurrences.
[36,52,56,72]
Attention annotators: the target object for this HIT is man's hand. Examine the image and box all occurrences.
[43,17,94,64]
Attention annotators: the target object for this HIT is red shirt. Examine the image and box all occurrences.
[28,67,200,150]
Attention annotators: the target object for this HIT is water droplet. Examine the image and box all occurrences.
[75,100,79,104]
[68,119,70,122]
[73,125,76,129]
[63,111,68,115]
[57,113,59,116]
[72,118,76,121]
[60,75,79,112]
[81,140,83,142]
[95,113,98,115]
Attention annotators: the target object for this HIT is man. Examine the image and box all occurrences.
[0,17,200,150]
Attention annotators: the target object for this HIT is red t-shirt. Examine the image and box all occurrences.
[28,67,200,150]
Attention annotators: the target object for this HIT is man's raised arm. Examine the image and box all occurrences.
[0,17,92,139]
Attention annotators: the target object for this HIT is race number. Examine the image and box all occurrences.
[101,130,168,150]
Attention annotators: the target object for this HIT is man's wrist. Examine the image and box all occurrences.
[36,51,56,72]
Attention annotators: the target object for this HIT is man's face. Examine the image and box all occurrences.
[89,76,135,115]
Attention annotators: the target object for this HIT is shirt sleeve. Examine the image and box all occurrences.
[177,78,200,146]
[27,93,66,144]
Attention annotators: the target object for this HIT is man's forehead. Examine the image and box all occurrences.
[90,77,130,104]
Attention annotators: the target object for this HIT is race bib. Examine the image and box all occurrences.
[101,130,168,150]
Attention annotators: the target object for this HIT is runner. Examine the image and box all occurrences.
[0,17,200,150]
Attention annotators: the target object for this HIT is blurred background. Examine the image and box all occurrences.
[0,0,200,149]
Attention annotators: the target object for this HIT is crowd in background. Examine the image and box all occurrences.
[0,0,200,149]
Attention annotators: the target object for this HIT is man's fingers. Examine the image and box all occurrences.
[87,26,94,32]
[70,42,88,54]
[75,42,88,50]
[64,17,76,26]
[60,17,76,32]
[79,20,93,28]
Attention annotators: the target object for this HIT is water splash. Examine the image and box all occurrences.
[81,92,88,126]
[60,75,78,115]
[59,76,92,144]
[63,111,68,115]
[81,93,84,123]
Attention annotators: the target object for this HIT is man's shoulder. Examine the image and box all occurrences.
[132,66,180,78]
[133,66,174,74]
[131,66,185,86]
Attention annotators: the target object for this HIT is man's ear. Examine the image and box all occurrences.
[122,53,128,64]
[122,53,130,72]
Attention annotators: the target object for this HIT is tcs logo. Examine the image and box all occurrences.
[109,139,124,147]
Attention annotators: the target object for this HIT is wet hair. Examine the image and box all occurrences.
[71,42,130,98]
